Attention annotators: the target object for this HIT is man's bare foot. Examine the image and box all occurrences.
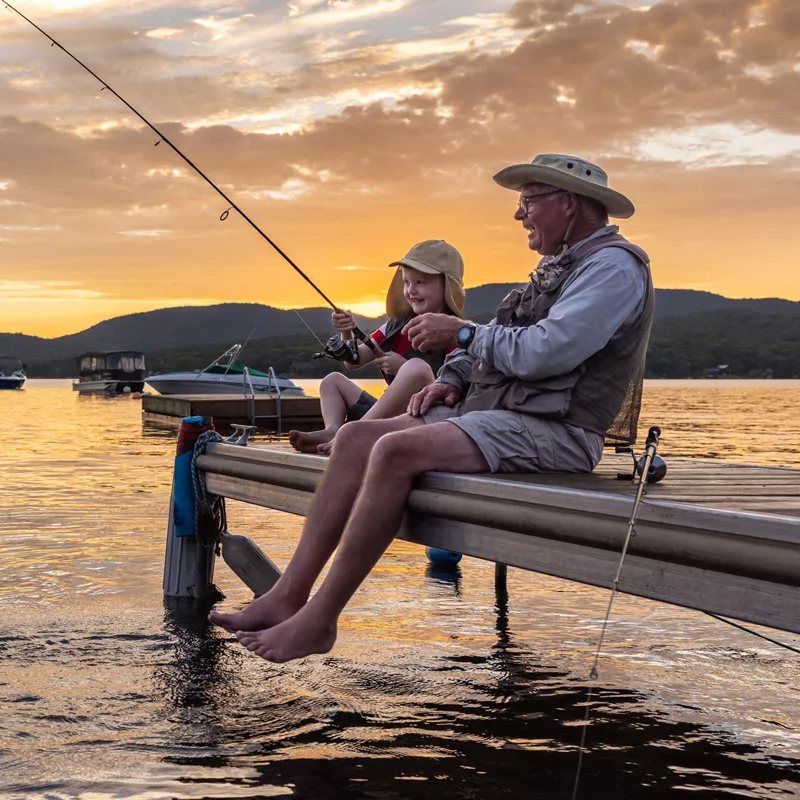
[208,585,305,632]
[235,604,337,663]
[288,427,337,454]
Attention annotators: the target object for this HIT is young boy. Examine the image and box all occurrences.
[289,240,465,454]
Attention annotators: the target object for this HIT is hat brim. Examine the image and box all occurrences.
[387,257,440,274]
[385,267,464,318]
[493,164,635,219]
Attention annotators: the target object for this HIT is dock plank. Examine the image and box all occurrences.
[142,393,323,432]
[242,443,800,520]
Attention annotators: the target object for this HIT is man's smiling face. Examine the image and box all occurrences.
[514,183,571,255]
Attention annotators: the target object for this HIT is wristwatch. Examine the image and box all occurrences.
[456,323,477,349]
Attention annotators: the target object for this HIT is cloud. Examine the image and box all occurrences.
[0,223,61,231]
[619,123,800,167]
[118,229,172,236]
[145,27,185,40]
[335,264,390,271]
[0,280,103,301]
[3,0,800,337]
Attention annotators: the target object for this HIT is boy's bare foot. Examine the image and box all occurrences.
[236,604,337,663]
[209,585,304,632]
[316,440,334,456]
[288,428,337,454]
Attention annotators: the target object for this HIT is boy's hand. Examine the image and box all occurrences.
[408,382,462,416]
[332,309,355,338]
[402,313,462,351]
[373,352,405,377]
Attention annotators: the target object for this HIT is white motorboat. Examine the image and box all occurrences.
[0,358,26,390]
[145,345,305,396]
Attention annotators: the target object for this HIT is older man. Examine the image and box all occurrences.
[210,153,654,663]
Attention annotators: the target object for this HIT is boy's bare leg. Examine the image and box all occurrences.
[316,360,434,455]
[289,372,364,453]
[236,422,489,662]
[210,414,423,632]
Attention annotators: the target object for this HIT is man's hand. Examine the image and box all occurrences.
[373,351,406,377]
[408,382,462,416]
[402,313,463,352]
[332,309,355,338]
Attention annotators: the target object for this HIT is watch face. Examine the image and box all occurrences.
[457,325,472,345]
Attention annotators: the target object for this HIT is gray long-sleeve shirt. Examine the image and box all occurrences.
[437,227,648,390]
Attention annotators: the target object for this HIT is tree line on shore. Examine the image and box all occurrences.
[25,308,800,380]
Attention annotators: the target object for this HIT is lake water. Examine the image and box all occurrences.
[1,379,799,799]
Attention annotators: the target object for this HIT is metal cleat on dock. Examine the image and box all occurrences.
[227,424,256,446]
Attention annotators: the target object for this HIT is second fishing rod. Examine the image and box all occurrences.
[5,1,385,373]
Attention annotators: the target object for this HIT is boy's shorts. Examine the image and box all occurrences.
[346,390,378,421]
[422,402,602,474]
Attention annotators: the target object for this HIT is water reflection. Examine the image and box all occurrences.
[425,563,463,596]
[1,380,799,798]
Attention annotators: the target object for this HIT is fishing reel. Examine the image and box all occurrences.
[615,427,668,484]
[313,334,361,365]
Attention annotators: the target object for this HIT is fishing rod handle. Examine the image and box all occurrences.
[352,324,383,356]
[351,325,392,383]
[645,426,661,448]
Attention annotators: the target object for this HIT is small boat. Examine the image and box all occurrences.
[145,344,305,396]
[73,351,146,394]
[0,357,26,390]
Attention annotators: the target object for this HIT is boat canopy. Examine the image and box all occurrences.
[77,351,145,375]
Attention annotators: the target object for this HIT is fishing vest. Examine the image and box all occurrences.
[462,230,654,445]
[380,315,453,376]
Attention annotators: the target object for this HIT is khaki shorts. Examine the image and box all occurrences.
[422,402,602,474]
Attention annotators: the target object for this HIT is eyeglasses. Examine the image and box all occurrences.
[517,189,565,215]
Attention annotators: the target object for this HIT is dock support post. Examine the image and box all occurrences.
[163,416,221,601]
[494,562,508,599]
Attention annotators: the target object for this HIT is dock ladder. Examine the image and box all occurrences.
[242,367,283,439]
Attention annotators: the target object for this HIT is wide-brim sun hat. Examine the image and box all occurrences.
[493,153,635,219]
[385,239,465,318]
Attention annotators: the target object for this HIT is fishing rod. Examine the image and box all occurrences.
[4,0,386,371]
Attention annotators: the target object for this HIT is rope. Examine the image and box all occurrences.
[190,430,226,547]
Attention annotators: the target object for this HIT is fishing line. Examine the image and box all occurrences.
[571,425,662,800]
[703,612,800,656]
[292,310,330,350]
[4,0,384,364]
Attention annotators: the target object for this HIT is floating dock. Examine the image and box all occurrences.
[143,394,322,433]
[195,443,800,635]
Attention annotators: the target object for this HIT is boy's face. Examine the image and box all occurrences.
[401,267,446,315]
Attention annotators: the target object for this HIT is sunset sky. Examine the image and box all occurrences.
[1,0,798,338]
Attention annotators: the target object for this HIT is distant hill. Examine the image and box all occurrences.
[465,286,800,322]
[652,289,800,320]
[647,309,800,378]
[0,304,379,365]
[4,286,800,377]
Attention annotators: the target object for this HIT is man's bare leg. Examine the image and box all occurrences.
[209,414,423,632]
[289,372,363,453]
[316,360,434,455]
[236,422,488,661]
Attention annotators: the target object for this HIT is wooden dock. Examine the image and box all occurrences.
[196,443,800,634]
[142,394,322,432]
